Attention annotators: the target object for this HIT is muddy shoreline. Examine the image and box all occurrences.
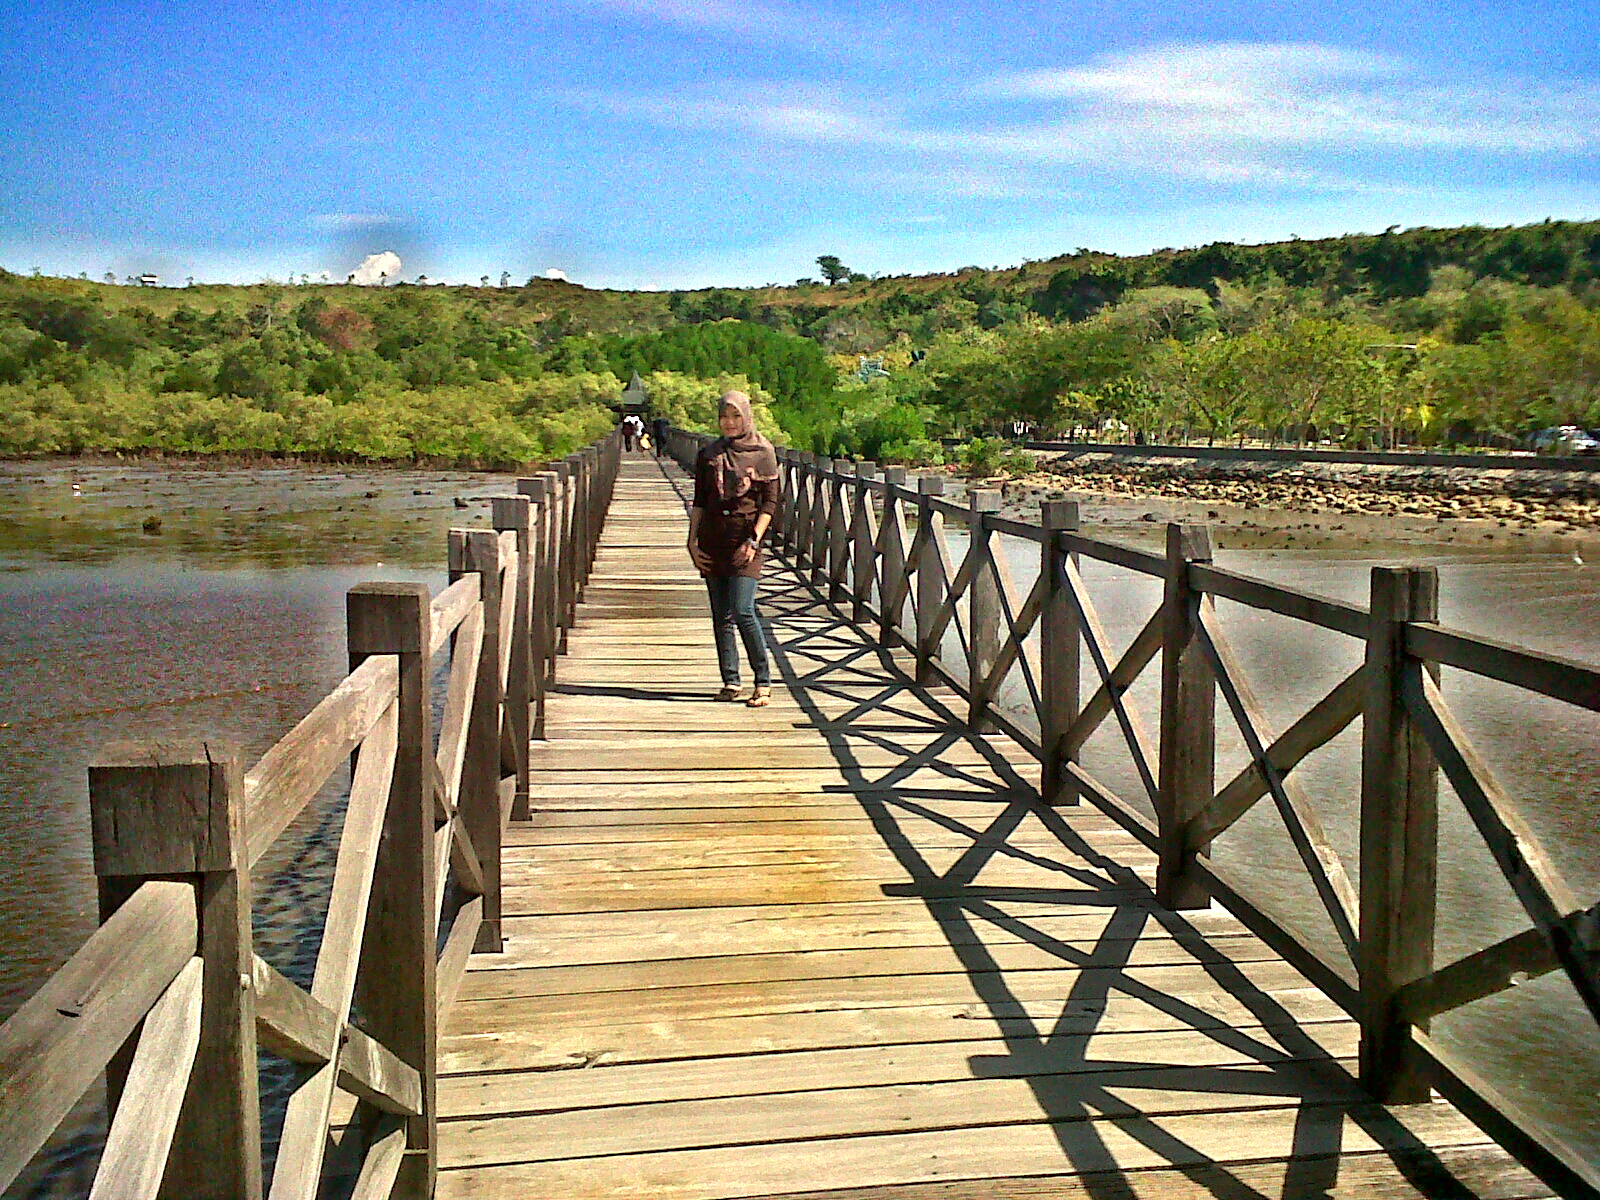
[0,448,529,473]
[0,458,527,568]
[962,453,1600,560]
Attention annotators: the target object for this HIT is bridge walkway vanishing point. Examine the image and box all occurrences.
[435,453,1550,1199]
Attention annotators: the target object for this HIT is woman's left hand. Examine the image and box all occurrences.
[732,539,756,569]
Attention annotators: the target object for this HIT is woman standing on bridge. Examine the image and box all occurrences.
[688,391,779,706]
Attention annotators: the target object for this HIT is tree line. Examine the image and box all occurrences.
[1,217,1596,467]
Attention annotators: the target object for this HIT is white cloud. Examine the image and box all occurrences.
[544,0,847,48]
[561,83,885,144]
[552,42,1600,193]
[349,251,402,284]
[975,43,1600,156]
[543,267,569,281]
[980,43,1400,108]
[309,212,400,232]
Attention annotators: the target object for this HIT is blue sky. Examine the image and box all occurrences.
[3,0,1597,289]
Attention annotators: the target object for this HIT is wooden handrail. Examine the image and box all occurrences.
[245,653,399,866]
[88,956,205,1200]
[428,574,480,657]
[0,429,623,1200]
[739,433,1600,1199]
[0,881,197,1193]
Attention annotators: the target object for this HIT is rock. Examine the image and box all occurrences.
[1140,512,1158,522]
[141,515,163,534]
[454,497,470,509]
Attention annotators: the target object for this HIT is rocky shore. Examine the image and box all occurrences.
[964,452,1600,559]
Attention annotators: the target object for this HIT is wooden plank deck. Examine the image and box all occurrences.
[436,454,1550,1200]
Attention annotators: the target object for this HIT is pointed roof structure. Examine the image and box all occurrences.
[620,370,649,414]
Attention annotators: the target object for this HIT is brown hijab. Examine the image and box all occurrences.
[712,390,779,501]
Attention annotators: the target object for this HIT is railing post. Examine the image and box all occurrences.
[878,467,909,647]
[537,470,563,675]
[517,476,551,737]
[773,450,789,555]
[777,451,796,560]
[1156,524,1215,910]
[915,474,946,685]
[553,461,574,649]
[346,582,435,1198]
[584,446,602,580]
[828,460,851,603]
[1040,500,1081,805]
[968,489,1002,732]
[449,529,505,953]
[852,461,879,623]
[494,495,534,821]
[589,446,604,564]
[1360,565,1440,1103]
[567,453,589,606]
[89,742,262,1200]
[794,454,815,568]
[810,457,832,588]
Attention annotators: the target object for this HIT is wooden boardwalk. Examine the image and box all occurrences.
[436,454,1549,1199]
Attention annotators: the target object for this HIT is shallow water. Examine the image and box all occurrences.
[2,461,1597,1191]
[0,460,518,1197]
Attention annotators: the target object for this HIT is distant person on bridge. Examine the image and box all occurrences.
[621,413,642,452]
[687,391,778,706]
[651,415,669,457]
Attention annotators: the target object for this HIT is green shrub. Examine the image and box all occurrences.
[956,436,1033,477]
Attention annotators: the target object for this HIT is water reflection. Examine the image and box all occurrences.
[0,461,506,1197]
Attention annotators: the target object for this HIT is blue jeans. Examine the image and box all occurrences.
[705,575,770,687]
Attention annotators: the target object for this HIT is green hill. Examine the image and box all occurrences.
[3,217,1597,466]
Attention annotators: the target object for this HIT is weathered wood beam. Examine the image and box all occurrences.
[245,656,399,866]
[1187,665,1365,845]
[1359,565,1440,1103]
[0,881,196,1194]
[1194,605,1359,957]
[88,957,204,1200]
[427,575,479,659]
[1406,668,1599,1026]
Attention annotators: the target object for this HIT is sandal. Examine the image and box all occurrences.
[746,686,773,708]
[715,686,742,702]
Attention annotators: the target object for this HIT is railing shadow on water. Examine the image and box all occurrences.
[659,427,1600,1200]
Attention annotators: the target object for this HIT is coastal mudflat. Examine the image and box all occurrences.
[0,457,527,568]
[978,453,1600,560]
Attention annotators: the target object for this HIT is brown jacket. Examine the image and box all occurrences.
[693,447,779,578]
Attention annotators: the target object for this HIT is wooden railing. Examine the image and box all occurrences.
[664,429,1600,1199]
[0,431,621,1200]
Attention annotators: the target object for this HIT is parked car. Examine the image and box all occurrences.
[1529,426,1600,455]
